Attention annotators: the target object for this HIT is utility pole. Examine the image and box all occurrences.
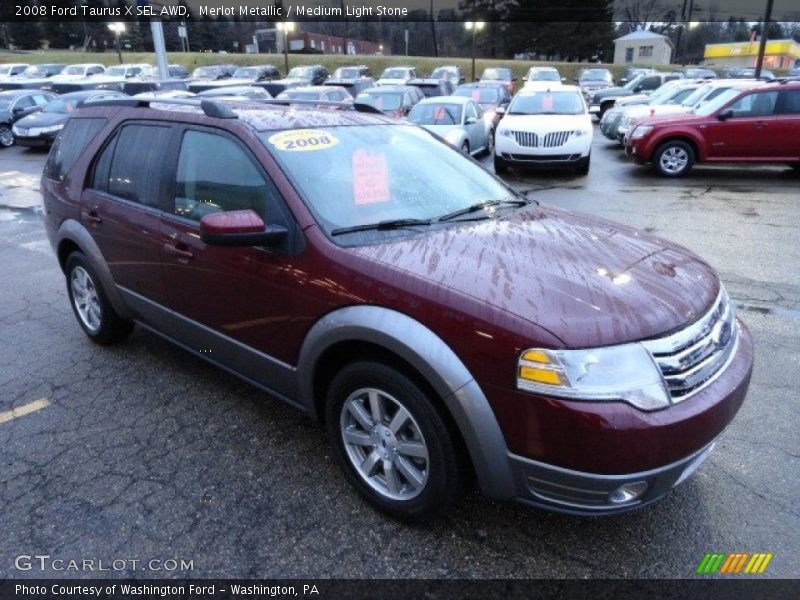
[754,0,774,80]
[151,20,169,79]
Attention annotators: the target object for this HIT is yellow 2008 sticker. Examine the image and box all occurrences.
[268,129,339,152]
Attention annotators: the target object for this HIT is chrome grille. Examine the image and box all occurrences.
[542,130,573,148]
[512,131,539,147]
[642,289,738,402]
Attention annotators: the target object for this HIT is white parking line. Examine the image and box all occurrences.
[0,398,50,424]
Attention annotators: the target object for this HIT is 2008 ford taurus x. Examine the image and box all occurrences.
[41,98,753,521]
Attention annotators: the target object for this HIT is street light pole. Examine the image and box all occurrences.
[107,22,125,65]
[464,22,484,82]
[754,0,775,80]
[277,22,295,76]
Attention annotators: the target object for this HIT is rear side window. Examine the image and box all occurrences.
[92,124,172,207]
[779,90,800,115]
[43,117,107,181]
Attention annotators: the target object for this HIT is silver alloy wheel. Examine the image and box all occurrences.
[70,266,102,332]
[340,387,429,501]
[0,126,13,147]
[659,146,689,174]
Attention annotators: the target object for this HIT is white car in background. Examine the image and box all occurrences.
[0,64,29,80]
[494,85,592,175]
[376,66,418,86]
[407,96,492,156]
[616,79,766,141]
[523,66,564,91]
[48,63,106,83]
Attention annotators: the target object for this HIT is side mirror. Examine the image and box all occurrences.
[717,108,734,121]
[200,210,287,247]
[561,77,566,82]
[495,106,506,116]
[465,116,478,125]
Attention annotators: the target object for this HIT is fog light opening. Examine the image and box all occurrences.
[609,481,648,504]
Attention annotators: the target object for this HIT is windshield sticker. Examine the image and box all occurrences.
[471,90,481,101]
[268,129,338,152]
[542,94,554,111]
[352,149,390,205]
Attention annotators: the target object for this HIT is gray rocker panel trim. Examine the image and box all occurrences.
[55,218,132,319]
[297,305,516,500]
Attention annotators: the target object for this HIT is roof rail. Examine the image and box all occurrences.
[85,96,386,116]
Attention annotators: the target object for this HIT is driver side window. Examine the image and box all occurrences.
[727,91,778,118]
[173,130,286,228]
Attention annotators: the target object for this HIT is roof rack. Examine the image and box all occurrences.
[86,96,386,117]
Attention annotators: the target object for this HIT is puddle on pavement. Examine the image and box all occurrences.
[738,304,800,320]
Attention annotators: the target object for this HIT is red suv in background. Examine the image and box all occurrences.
[626,80,800,176]
[42,97,753,521]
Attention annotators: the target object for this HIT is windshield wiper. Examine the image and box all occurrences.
[437,198,529,222]
[330,218,432,237]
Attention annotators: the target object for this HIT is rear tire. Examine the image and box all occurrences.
[65,252,134,345]
[653,140,695,177]
[325,361,463,522]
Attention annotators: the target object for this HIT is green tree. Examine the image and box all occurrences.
[7,21,42,50]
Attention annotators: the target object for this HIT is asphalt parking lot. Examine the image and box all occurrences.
[0,126,798,579]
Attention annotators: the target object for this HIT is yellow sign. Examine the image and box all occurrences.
[704,40,800,59]
[268,129,339,152]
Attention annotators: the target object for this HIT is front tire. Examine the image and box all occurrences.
[65,252,133,345]
[0,125,14,148]
[653,140,695,177]
[325,361,463,522]
[576,153,591,176]
[460,141,470,155]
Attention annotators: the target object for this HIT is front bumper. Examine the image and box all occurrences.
[496,152,585,169]
[509,440,716,515]
[14,133,56,147]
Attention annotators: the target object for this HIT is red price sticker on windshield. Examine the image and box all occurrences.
[352,149,390,205]
[542,94,554,111]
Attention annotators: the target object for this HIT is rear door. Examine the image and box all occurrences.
[773,89,800,159]
[81,121,177,305]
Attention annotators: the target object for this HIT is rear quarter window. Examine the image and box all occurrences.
[43,117,107,182]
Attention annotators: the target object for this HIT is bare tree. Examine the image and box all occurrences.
[617,0,674,32]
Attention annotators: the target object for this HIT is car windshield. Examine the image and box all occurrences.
[355,92,402,111]
[680,84,716,107]
[381,68,409,79]
[62,66,87,75]
[22,66,46,77]
[194,67,223,78]
[623,74,647,90]
[233,67,260,78]
[0,66,16,76]
[105,66,127,77]
[288,67,314,79]
[508,91,584,115]
[408,103,463,125]
[693,87,741,116]
[528,70,559,81]
[454,86,499,104]
[260,125,514,242]
[43,97,80,113]
[664,87,696,104]
[481,69,512,81]
[334,68,361,79]
[580,70,612,82]
[431,67,456,80]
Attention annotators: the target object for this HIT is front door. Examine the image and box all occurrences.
[158,126,303,389]
[704,90,779,159]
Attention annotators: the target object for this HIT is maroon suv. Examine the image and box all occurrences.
[42,97,753,521]
[626,80,800,176]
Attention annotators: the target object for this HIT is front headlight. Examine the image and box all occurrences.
[572,128,591,137]
[36,124,64,134]
[630,124,653,140]
[517,345,669,410]
[497,128,513,138]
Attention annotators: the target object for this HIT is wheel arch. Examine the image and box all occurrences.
[55,218,131,319]
[297,305,516,500]
[653,133,703,162]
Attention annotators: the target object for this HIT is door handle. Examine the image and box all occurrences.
[163,242,195,260]
[81,208,102,224]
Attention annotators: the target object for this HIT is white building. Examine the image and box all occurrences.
[613,30,674,65]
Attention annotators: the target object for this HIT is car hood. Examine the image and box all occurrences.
[191,78,255,88]
[419,124,463,137]
[580,81,612,90]
[15,111,66,127]
[500,113,591,132]
[624,105,689,120]
[350,205,719,348]
[377,78,408,85]
[592,87,632,100]
[635,112,706,127]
